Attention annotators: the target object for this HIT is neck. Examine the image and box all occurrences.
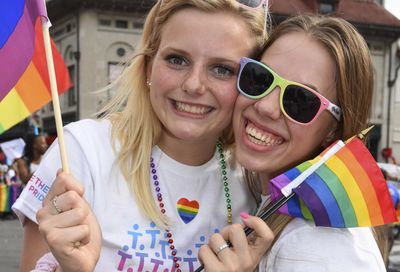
[157,135,218,166]
[32,151,42,163]
[259,172,270,195]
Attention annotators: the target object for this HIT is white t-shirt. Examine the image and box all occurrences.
[259,218,386,272]
[13,119,256,271]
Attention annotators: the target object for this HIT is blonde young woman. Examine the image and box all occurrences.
[12,0,275,271]
[199,15,387,271]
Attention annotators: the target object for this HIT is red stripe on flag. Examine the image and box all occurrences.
[346,138,397,224]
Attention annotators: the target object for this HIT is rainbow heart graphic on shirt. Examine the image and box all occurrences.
[176,198,199,224]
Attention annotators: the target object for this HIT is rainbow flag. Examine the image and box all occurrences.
[269,137,397,228]
[0,0,49,102]
[0,1,72,134]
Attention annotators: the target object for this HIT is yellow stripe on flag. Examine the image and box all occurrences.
[326,156,371,226]
[0,89,30,131]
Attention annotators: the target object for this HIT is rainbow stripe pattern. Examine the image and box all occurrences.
[176,198,199,224]
[0,1,72,134]
[269,137,397,228]
[0,0,48,101]
[0,184,22,212]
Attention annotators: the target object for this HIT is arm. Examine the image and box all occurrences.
[16,158,32,185]
[20,218,50,272]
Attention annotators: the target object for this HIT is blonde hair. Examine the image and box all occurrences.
[97,0,267,228]
[246,14,380,255]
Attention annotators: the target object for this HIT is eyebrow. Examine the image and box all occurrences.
[162,47,240,64]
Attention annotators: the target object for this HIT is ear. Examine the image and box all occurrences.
[146,57,153,83]
[321,125,339,148]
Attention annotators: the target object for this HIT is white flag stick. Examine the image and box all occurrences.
[41,18,70,173]
[280,140,345,197]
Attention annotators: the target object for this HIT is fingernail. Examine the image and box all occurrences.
[240,212,250,219]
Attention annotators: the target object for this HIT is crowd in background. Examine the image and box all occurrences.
[0,133,49,219]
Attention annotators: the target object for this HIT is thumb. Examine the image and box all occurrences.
[240,212,274,258]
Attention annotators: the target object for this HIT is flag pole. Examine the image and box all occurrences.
[41,18,70,173]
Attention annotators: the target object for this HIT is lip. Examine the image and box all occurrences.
[240,117,286,152]
[169,98,215,119]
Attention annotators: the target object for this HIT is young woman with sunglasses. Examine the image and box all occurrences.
[199,15,387,271]
[12,1,274,271]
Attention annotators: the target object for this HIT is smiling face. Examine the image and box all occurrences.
[147,8,255,158]
[234,32,339,177]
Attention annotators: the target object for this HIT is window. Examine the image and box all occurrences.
[133,21,144,29]
[115,20,128,29]
[67,65,76,107]
[99,18,112,27]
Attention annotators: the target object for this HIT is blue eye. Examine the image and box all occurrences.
[212,65,234,78]
[166,54,188,66]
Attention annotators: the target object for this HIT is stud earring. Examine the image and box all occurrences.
[146,79,152,87]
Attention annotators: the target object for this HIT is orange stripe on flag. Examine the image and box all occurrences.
[337,147,384,226]
[15,62,51,112]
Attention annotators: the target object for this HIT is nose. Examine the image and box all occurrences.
[181,64,206,95]
[253,87,281,120]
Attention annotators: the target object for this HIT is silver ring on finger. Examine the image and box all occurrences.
[52,196,63,214]
[215,243,229,255]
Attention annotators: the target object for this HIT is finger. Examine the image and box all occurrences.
[46,224,91,250]
[240,212,274,259]
[43,171,84,207]
[208,233,236,264]
[41,190,86,216]
[198,244,223,272]
[38,206,89,229]
[219,223,254,269]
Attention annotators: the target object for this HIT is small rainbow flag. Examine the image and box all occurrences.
[269,136,397,228]
[0,1,72,134]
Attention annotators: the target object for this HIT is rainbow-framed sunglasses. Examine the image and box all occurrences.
[237,57,342,125]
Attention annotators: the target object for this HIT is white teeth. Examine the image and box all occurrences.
[175,101,211,115]
[245,123,283,146]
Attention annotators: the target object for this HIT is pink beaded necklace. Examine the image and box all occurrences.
[150,141,231,271]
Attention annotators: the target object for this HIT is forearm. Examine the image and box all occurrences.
[20,219,50,272]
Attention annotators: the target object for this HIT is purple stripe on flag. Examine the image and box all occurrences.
[294,182,330,226]
[0,0,48,102]
[304,172,344,227]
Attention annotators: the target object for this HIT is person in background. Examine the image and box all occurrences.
[16,134,48,185]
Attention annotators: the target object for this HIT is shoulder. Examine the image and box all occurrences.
[63,119,112,146]
[64,119,111,136]
[264,218,385,272]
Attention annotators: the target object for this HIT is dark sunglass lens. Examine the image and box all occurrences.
[237,0,262,8]
[283,86,321,123]
[239,62,273,97]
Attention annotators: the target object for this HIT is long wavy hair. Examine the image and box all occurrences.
[97,0,267,228]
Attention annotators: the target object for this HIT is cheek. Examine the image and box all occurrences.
[288,121,332,158]
[216,85,239,111]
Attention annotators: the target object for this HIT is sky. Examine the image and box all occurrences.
[385,0,400,19]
